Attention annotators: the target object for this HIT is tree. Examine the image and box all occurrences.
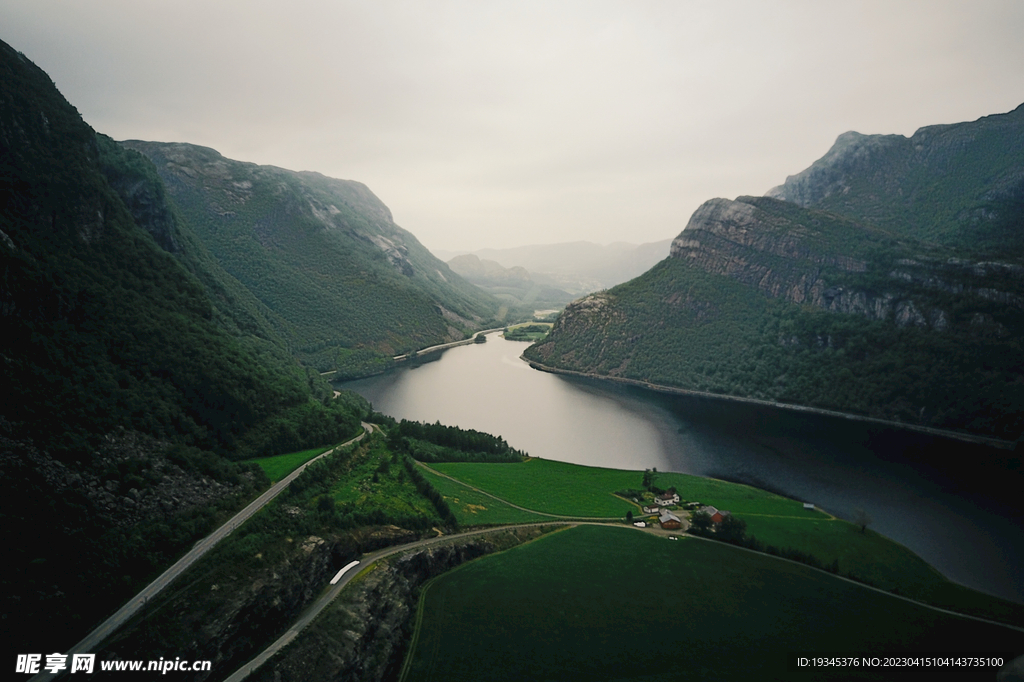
[719,515,747,543]
[642,468,658,491]
[690,511,712,534]
[853,508,872,534]
[626,510,634,523]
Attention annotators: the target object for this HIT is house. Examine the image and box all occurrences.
[655,492,680,506]
[696,506,730,524]
[642,505,661,515]
[803,503,815,510]
[658,510,682,530]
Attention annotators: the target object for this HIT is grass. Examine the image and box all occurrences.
[425,459,1024,623]
[418,467,550,525]
[330,440,439,521]
[430,459,821,518]
[248,445,334,482]
[430,459,634,517]
[402,525,1024,682]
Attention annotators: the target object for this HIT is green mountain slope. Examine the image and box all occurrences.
[0,38,371,654]
[767,104,1024,254]
[526,193,1024,439]
[123,141,507,377]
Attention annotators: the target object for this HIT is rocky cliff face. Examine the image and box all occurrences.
[766,103,1024,250]
[667,196,1023,334]
[526,104,1024,439]
[97,522,428,681]
[248,526,554,682]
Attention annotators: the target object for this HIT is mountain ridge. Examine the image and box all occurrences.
[526,104,1024,441]
[123,140,509,377]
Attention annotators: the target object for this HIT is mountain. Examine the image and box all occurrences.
[437,238,673,295]
[0,38,379,655]
[766,104,1024,253]
[123,141,507,378]
[526,105,1024,442]
[446,253,576,309]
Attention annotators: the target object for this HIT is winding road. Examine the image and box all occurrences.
[29,423,377,682]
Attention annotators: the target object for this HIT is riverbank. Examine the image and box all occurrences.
[523,357,1015,449]
[393,328,506,362]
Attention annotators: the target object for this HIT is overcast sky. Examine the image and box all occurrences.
[4,1,1023,251]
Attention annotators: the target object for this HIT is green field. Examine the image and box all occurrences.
[403,525,1024,682]
[418,468,550,525]
[330,440,439,521]
[422,459,1024,622]
[248,445,335,482]
[429,458,821,518]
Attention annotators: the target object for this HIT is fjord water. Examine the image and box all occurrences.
[341,336,1023,603]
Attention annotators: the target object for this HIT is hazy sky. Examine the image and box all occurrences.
[4,1,1023,251]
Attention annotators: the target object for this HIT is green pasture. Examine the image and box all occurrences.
[330,440,438,520]
[402,525,1024,682]
[429,459,633,517]
[742,515,1024,623]
[429,458,821,518]
[418,468,550,525]
[424,459,1024,623]
[248,445,334,482]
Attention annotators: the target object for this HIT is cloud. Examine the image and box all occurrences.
[4,0,1024,250]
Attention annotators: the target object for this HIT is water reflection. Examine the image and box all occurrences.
[341,336,1023,603]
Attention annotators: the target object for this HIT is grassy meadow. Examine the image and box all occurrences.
[249,445,335,482]
[428,458,825,518]
[418,468,550,525]
[420,458,1024,623]
[402,525,1024,682]
[330,439,440,521]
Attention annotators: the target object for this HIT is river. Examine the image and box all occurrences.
[340,334,1023,603]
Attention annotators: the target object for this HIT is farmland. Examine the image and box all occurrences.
[402,525,1024,681]
[420,458,1024,622]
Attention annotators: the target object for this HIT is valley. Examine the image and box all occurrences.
[2,29,1023,682]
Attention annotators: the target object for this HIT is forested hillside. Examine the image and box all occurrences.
[123,140,509,378]
[0,39,370,655]
[527,110,1024,442]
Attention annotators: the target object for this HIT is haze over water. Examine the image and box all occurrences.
[342,335,1023,604]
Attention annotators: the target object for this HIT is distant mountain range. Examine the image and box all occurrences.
[445,254,577,310]
[436,238,672,295]
[527,105,1024,442]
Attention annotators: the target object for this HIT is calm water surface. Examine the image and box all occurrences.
[342,335,1023,603]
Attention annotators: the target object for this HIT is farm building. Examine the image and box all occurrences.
[658,510,682,530]
[655,492,680,506]
[695,506,731,525]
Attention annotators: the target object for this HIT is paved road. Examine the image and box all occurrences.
[392,328,505,361]
[29,423,376,682]
[223,522,569,682]
[224,514,1024,682]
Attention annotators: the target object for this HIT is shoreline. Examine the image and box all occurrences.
[523,358,1014,450]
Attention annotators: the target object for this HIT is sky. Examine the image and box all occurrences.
[4,1,1024,252]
